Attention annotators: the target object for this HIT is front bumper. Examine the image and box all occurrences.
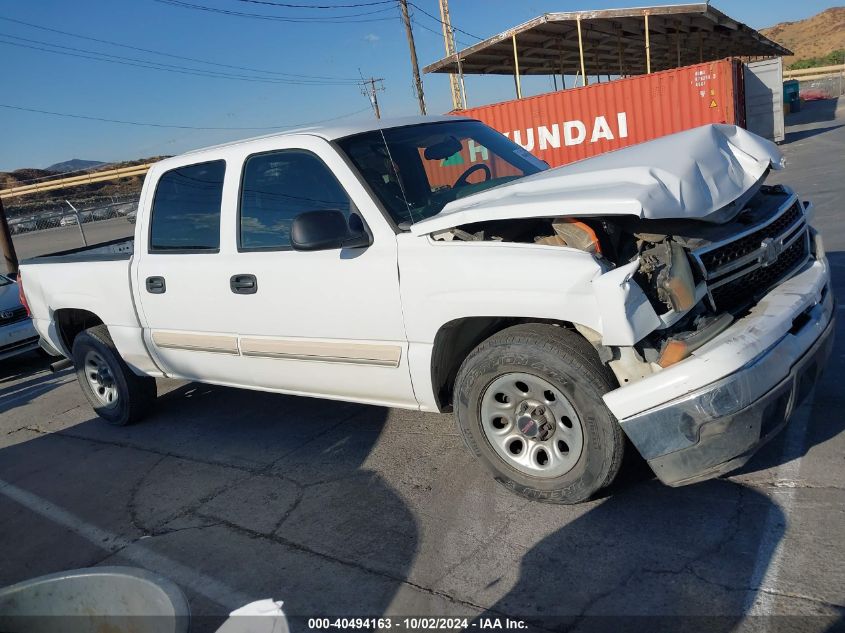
[604,257,834,486]
[0,318,40,362]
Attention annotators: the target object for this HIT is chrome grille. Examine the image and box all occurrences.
[692,196,811,312]
[0,306,28,326]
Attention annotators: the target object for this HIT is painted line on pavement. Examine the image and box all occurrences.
[0,477,254,610]
[742,396,814,618]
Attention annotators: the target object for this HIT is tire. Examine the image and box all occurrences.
[72,325,156,426]
[454,323,624,504]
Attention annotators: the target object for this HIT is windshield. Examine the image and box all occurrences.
[336,120,547,228]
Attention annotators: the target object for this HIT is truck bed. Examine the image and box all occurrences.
[18,238,147,368]
[21,237,134,265]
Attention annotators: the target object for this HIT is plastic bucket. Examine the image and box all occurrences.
[0,566,189,633]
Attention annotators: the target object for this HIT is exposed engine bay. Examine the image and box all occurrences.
[431,183,813,376]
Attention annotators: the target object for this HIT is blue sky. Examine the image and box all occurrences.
[0,0,831,171]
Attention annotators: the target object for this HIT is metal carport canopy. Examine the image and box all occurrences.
[423,3,791,78]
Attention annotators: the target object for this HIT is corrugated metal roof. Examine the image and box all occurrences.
[423,3,791,77]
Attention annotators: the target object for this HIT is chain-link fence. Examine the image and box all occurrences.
[4,190,140,267]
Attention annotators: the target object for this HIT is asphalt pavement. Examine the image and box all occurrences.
[0,100,843,632]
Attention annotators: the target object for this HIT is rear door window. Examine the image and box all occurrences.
[149,160,225,252]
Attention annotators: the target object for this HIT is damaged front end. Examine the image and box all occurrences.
[430,182,815,389]
[415,124,831,486]
[610,183,813,373]
[414,125,802,378]
[429,181,830,487]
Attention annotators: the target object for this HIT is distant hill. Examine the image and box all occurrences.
[46,158,105,173]
[0,156,169,216]
[0,168,56,191]
[760,7,845,69]
[1,156,168,191]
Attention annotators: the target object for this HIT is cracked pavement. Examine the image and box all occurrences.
[1,100,844,631]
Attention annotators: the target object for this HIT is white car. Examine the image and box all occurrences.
[18,117,833,503]
[60,215,78,226]
[0,273,40,362]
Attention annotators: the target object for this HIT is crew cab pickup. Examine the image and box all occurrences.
[19,117,833,503]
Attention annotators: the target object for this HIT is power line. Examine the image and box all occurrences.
[235,0,393,8]
[0,36,355,85]
[407,1,481,41]
[411,15,472,48]
[153,0,397,22]
[0,103,372,130]
[0,15,361,82]
[0,33,362,85]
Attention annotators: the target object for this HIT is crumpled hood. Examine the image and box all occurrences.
[410,124,784,236]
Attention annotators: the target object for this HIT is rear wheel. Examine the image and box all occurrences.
[72,325,156,426]
[454,324,624,504]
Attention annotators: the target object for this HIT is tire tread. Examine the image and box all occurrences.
[72,325,156,426]
[454,323,625,502]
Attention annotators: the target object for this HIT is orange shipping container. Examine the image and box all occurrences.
[453,59,745,169]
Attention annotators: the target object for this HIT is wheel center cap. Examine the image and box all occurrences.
[96,367,112,387]
[517,415,539,437]
[516,401,555,441]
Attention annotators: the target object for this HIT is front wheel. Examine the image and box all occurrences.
[454,324,624,504]
[72,325,156,426]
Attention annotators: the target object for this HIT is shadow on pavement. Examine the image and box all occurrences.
[477,480,787,632]
[0,383,418,631]
[0,351,72,415]
[785,124,844,144]
[0,349,52,383]
[784,98,841,127]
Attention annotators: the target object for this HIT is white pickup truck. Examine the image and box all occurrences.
[19,116,833,503]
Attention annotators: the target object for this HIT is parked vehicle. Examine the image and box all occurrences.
[18,117,833,503]
[11,221,36,234]
[126,208,138,224]
[114,203,136,217]
[0,273,41,362]
[41,214,62,229]
[59,215,79,226]
[92,206,120,221]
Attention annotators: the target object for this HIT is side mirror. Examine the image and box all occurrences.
[291,210,371,252]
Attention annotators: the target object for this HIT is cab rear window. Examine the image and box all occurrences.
[149,160,225,252]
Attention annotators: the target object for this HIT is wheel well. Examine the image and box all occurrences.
[54,309,104,355]
[430,317,575,412]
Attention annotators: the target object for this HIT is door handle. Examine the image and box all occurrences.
[146,276,166,294]
[230,274,257,295]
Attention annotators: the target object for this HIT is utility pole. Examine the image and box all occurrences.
[360,77,384,119]
[438,0,463,110]
[398,0,426,115]
[0,197,19,276]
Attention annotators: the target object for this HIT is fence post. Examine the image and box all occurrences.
[65,200,87,247]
